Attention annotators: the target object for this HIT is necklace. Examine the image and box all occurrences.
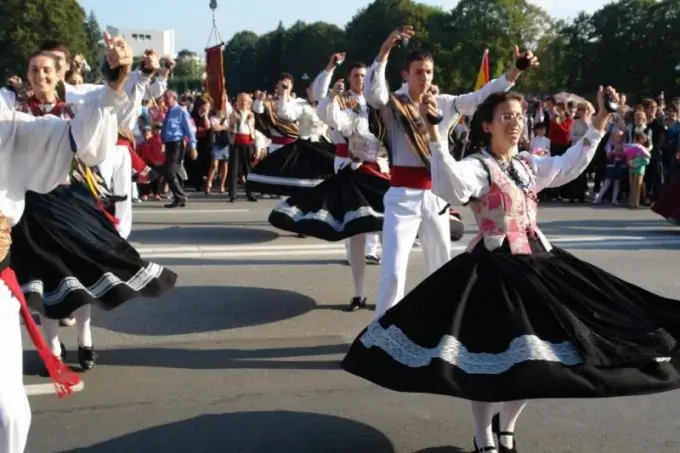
[486,150,537,202]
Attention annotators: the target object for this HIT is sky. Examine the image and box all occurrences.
[77,0,609,52]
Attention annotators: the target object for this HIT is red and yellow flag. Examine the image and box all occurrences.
[474,49,490,90]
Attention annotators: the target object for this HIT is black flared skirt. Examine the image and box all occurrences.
[247,138,335,196]
[342,240,680,401]
[10,184,177,319]
[652,177,680,225]
[268,165,389,241]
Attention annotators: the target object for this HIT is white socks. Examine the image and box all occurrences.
[348,235,367,299]
[40,315,61,357]
[471,401,495,448]
[40,305,93,358]
[498,400,527,449]
[73,305,93,348]
[471,400,528,449]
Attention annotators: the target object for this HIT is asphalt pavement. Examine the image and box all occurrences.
[22,194,680,453]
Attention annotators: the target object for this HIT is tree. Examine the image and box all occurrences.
[345,0,447,88]
[447,0,553,90]
[83,10,105,82]
[218,0,680,99]
[173,50,204,80]
[0,0,88,80]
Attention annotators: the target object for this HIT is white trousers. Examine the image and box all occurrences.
[374,187,451,317]
[97,146,133,239]
[0,283,31,453]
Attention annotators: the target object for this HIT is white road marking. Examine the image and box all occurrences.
[133,209,250,214]
[25,381,84,396]
[136,235,679,259]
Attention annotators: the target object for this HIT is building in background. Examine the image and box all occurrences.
[106,25,176,57]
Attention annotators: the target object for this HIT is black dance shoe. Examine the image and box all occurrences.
[492,413,518,453]
[473,438,497,452]
[78,346,97,371]
[346,297,367,312]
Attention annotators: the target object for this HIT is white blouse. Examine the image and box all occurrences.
[0,86,122,224]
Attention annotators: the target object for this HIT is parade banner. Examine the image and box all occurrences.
[205,44,225,106]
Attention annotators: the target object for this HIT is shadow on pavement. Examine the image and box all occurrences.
[413,448,468,453]
[41,342,349,371]
[92,286,318,336]
[63,410,396,453]
[129,225,279,245]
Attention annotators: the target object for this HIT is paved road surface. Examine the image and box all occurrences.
[23,195,680,453]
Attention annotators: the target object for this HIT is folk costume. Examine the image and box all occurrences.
[313,68,381,262]
[269,90,390,309]
[246,97,334,197]
[226,107,258,202]
[0,85,120,453]
[252,97,299,153]
[9,87,176,372]
[362,60,514,317]
[343,125,680,450]
[652,176,680,225]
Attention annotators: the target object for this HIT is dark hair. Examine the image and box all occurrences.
[404,49,433,70]
[39,40,71,61]
[641,98,657,109]
[347,62,366,74]
[279,72,294,83]
[27,49,57,63]
[634,132,650,147]
[472,91,525,147]
[544,95,555,103]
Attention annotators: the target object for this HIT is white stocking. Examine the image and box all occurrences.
[73,305,92,348]
[39,315,61,357]
[348,234,366,298]
[499,400,527,448]
[471,401,495,449]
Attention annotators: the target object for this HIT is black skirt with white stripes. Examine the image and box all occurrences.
[10,183,177,319]
[247,138,335,197]
[342,238,680,401]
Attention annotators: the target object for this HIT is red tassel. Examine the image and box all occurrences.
[1,267,80,398]
[96,202,120,227]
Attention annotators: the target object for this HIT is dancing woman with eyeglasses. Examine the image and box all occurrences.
[342,86,680,452]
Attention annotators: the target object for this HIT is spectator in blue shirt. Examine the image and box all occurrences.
[161,90,197,207]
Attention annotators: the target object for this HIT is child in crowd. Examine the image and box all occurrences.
[529,122,550,156]
[137,124,166,200]
[593,130,626,205]
[627,132,652,208]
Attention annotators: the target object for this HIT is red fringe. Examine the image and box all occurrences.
[1,267,80,398]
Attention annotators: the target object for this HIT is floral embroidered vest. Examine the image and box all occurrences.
[466,153,539,254]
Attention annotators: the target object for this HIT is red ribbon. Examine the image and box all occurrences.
[1,267,80,398]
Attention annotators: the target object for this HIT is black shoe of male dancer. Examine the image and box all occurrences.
[365,254,381,265]
[78,346,97,371]
[346,297,367,312]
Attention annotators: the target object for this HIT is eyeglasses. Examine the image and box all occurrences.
[497,113,527,123]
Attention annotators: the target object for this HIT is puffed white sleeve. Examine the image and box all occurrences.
[429,141,490,204]
[11,86,123,194]
[531,127,605,191]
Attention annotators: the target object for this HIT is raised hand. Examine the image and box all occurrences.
[103,32,132,92]
[512,46,539,71]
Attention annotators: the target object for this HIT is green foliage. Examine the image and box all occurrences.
[0,0,89,80]
[221,0,680,98]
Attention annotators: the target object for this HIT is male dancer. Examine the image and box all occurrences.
[0,34,131,453]
[313,53,381,264]
[366,26,535,317]
[252,74,300,154]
